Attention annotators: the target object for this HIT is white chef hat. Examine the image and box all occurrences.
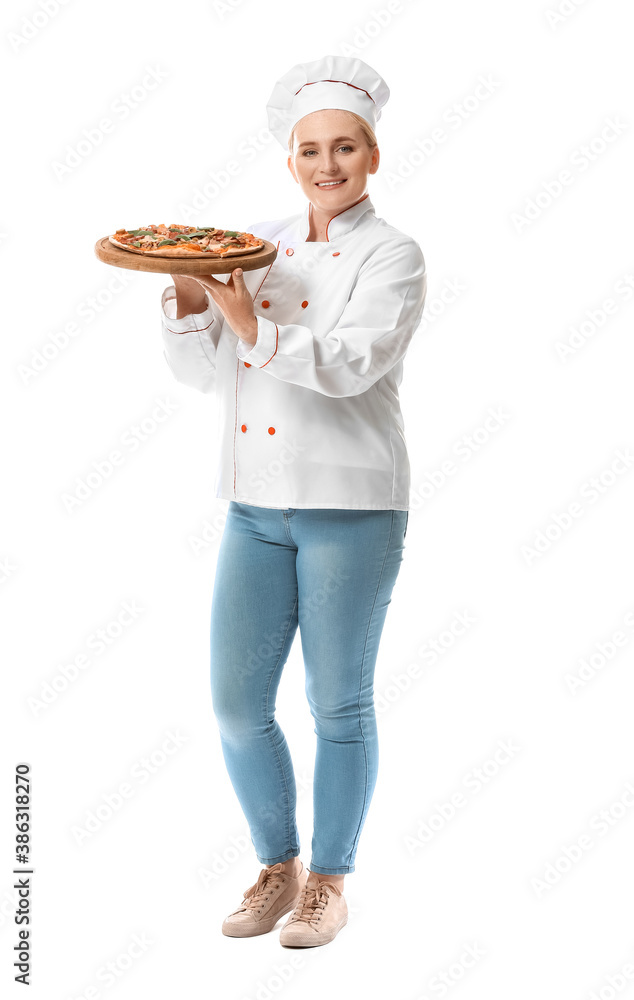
[266,54,390,149]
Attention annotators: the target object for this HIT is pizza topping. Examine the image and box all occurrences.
[109,223,264,257]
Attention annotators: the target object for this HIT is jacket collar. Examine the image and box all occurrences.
[298,192,374,242]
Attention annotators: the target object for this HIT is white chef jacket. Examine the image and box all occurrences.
[160,193,426,510]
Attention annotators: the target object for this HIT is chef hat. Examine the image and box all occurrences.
[266,54,390,148]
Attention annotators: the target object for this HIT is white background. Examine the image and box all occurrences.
[2,0,634,997]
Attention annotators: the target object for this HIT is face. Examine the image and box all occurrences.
[287,109,379,216]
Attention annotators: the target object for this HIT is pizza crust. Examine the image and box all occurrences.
[108,234,263,258]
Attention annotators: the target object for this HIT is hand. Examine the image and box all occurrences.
[170,274,208,318]
[191,268,258,345]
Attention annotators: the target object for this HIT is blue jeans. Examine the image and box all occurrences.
[209,502,408,875]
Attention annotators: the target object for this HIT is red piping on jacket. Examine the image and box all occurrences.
[233,241,281,496]
[307,192,369,243]
[260,325,279,367]
[232,356,239,494]
[163,295,214,335]
[253,245,279,300]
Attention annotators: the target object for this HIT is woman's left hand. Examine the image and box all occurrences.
[193,268,258,345]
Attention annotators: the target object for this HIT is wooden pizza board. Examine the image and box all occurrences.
[94,236,277,275]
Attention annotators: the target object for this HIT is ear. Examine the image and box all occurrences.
[369,146,380,175]
[287,155,299,184]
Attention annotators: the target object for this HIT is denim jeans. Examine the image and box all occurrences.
[209,501,408,875]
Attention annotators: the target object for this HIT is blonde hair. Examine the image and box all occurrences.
[288,110,378,153]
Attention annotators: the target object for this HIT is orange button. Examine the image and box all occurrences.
[244,362,251,367]
[301,300,308,308]
[286,248,294,256]
[262,300,270,308]
[241,424,247,432]
[332,252,341,257]
[268,427,276,435]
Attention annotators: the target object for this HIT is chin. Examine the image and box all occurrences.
[321,184,356,201]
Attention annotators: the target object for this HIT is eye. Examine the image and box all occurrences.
[301,145,354,156]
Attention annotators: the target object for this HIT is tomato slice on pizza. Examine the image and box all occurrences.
[109,224,263,257]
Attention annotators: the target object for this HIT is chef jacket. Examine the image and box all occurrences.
[160,193,426,510]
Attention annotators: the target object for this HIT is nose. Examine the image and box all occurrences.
[321,150,338,172]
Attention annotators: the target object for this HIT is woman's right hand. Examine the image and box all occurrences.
[170,273,208,318]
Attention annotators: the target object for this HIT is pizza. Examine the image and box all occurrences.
[109,224,264,257]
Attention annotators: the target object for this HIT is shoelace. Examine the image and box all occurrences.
[290,879,342,924]
[239,863,285,913]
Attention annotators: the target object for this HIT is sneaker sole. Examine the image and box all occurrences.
[279,913,348,948]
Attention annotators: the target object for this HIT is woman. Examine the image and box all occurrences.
[160,54,427,948]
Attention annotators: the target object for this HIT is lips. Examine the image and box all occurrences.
[315,179,347,188]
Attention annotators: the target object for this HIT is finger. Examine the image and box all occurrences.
[194,273,224,294]
[226,267,243,287]
[195,272,223,286]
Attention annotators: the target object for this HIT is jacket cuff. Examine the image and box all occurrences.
[161,286,216,335]
[235,315,279,367]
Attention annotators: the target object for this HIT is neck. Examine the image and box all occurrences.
[307,202,331,242]
[306,193,367,242]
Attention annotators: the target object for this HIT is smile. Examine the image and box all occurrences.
[315,179,347,188]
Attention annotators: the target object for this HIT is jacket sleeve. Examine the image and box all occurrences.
[160,284,226,394]
[234,238,427,398]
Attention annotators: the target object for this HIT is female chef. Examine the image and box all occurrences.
[160,54,427,948]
